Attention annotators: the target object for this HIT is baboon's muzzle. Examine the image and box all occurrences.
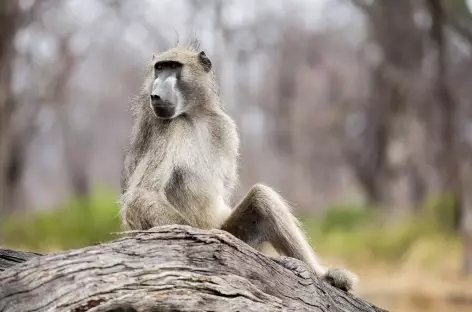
[150,95,175,119]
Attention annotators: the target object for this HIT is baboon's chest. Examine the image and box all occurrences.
[136,119,236,199]
[171,132,227,183]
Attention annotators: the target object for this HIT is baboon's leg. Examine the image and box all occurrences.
[221,184,326,276]
[221,184,356,291]
[121,187,189,231]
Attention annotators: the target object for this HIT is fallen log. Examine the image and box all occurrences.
[0,247,40,271]
[0,225,387,312]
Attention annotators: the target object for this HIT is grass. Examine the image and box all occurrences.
[0,189,462,264]
[301,199,460,266]
[0,187,121,252]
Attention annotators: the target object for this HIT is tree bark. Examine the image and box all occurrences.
[0,247,40,271]
[0,225,387,312]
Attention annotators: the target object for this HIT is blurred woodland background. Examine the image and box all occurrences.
[1,0,472,311]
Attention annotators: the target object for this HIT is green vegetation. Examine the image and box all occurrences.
[301,196,460,266]
[0,190,460,267]
[0,188,121,251]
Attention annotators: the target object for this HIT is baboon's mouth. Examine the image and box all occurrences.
[150,96,176,119]
[152,105,176,119]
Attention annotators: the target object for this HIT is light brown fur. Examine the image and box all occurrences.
[120,42,357,292]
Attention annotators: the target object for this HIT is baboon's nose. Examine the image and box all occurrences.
[150,94,161,102]
[150,94,163,107]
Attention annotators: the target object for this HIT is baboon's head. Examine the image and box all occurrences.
[147,45,215,119]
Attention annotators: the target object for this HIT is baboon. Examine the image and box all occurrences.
[120,41,356,292]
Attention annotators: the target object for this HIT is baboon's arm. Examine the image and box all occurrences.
[122,187,189,231]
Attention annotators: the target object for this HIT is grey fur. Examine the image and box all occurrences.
[120,45,357,292]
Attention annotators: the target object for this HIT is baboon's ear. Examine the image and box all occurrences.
[198,51,212,72]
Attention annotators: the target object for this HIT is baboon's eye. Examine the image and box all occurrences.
[155,61,182,71]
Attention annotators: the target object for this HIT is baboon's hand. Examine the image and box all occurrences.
[323,268,358,292]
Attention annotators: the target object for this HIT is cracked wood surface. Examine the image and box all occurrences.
[0,247,40,271]
[0,225,387,312]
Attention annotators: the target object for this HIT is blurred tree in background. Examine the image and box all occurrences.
[0,0,21,216]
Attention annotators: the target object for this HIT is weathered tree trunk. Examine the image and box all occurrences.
[0,225,387,312]
[0,247,40,271]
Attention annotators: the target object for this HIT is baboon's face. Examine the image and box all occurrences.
[149,49,212,119]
